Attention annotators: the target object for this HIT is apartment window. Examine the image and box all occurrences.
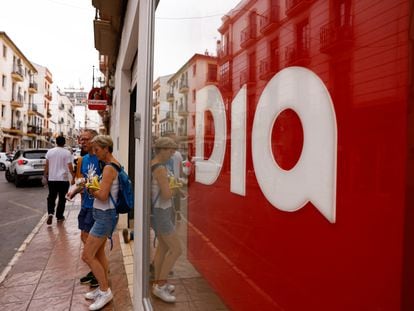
[2,45,6,58]
[1,105,5,118]
[207,64,217,82]
[193,64,197,76]
[192,89,196,102]
[296,19,310,51]
[1,75,6,88]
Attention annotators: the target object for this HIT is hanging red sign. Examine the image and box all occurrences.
[87,87,108,110]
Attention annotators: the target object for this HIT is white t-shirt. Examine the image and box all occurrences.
[171,151,183,179]
[46,147,72,181]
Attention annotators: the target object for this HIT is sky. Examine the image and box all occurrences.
[0,0,99,91]
[154,0,241,79]
[0,0,241,90]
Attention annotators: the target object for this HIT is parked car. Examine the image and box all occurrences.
[5,149,48,187]
[0,152,12,171]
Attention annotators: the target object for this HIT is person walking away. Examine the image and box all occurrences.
[151,137,183,303]
[44,136,74,225]
[82,135,119,310]
[77,129,101,288]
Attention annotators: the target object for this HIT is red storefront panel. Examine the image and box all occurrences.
[187,0,411,310]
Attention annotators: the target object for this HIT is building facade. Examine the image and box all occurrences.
[0,32,38,151]
[33,63,55,148]
[152,74,171,139]
[52,88,77,146]
[162,53,218,160]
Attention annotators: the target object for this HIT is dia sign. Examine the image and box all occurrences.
[195,67,337,223]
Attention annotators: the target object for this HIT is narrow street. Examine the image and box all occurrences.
[0,171,48,273]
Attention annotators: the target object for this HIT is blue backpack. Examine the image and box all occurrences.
[109,163,134,214]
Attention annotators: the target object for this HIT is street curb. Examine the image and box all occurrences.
[0,212,48,284]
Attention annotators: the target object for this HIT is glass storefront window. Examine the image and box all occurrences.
[147,0,412,310]
[150,2,240,308]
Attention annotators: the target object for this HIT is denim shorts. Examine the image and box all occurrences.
[89,208,118,238]
[151,206,175,235]
[78,208,94,233]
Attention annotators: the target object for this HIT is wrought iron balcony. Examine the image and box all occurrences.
[29,82,38,93]
[28,103,38,115]
[27,125,42,135]
[259,54,280,80]
[11,64,24,82]
[285,42,310,66]
[167,92,174,102]
[217,44,230,64]
[320,20,353,53]
[11,93,24,108]
[178,104,188,117]
[240,25,257,48]
[179,80,189,93]
[259,5,280,34]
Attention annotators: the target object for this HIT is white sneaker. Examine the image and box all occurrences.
[166,283,175,293]
[152,284,176,303]
[84,288,100,300]
[89,288,113,310]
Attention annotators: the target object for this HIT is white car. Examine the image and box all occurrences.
[5,149,48,187]
[0,152,11,171]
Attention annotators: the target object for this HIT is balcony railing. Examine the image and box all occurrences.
[179,80,189,93]
[259,54,280,80]
[320,20,353,53]
[28,103,38,115]
[11,93,24,107]
[259,6,280,34]
[178,104,188,117]
[27,125,42,135]
[240,25,257,48]
[167,92,174,102]
[11,120,23,131]
[217,45,230,59]
[285,42,310,66]
[11,64,24,81]
[29,82,38,93]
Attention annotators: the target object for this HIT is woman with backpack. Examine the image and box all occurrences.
[151,137,183,303]
[81,135,120,311]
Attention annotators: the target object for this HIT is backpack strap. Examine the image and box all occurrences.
[109,162,122,172]
[108,162,121,208]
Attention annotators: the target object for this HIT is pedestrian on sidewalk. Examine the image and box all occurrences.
[151,137,183,303]
[82,135,119,310]
[77,129,101,288]
[165,135,184,222]
[43,135,74,225]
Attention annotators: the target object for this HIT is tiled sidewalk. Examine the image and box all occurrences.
[0,199,132,311]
